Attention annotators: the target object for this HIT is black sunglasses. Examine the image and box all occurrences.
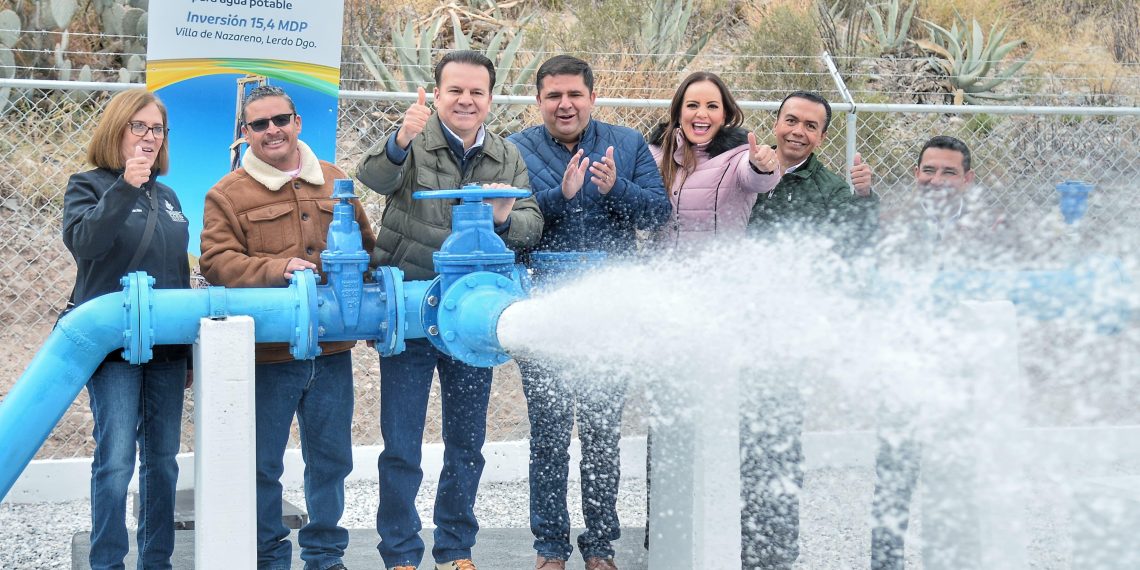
[244,112,295,133]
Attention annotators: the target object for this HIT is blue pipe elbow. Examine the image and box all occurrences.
[0,293,128,499]
[0,270,322,501]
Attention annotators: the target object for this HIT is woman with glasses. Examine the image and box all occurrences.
[62,88,191,570]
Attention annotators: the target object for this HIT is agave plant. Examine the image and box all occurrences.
[914,14,1034,104]
[640,0,711,71]
[865,0,918,55]
[354,5,542,133]
[356,12,539,95]
[355,15,439,94]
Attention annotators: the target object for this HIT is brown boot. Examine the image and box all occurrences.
[585,557,618,570]
[535,555,567,569]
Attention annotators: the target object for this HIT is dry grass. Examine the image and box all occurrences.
[919,0,1010,30]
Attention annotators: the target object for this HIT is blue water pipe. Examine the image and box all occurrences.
[1056,180,1094,225]
[0,181,529,501]
[931,256,1133,332]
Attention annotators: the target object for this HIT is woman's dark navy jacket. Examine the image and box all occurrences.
[62,167,191,361]
[507,119,670,255]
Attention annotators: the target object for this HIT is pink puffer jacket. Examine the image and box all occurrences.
[650,129,780,249]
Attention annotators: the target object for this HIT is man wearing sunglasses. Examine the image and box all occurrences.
[200,85,375,570]
[356,50,542,570]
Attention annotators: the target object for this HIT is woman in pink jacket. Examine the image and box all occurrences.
[648,71,782,249]
[642,70,785,554]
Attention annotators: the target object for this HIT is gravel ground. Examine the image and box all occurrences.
[0,466,1091,569]
[0,476,649,569]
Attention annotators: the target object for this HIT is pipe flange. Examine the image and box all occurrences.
[373,266,406,357]
[436,271,525,367]
[419,278,449,356]
[121,271,154,364]
[290,269,320,360]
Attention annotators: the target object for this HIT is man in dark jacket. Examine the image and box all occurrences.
[742,91,879,570]
[507,55,670,570]
[356,50,542,570]
[870,135,980,570]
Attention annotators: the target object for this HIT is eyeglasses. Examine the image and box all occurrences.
[127,121,167,138]
[244,113,295,133]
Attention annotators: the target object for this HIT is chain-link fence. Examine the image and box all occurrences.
[1,79,1138,460]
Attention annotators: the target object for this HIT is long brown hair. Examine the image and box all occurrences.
[86,88,170,175]
[651,72,743,189]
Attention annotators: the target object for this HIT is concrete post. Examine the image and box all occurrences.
[648,366,742,567]
[921,300,1028,569]
[193,316,256,569]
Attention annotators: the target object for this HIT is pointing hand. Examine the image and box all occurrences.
[748,132,779,174]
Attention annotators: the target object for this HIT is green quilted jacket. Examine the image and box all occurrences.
[748,152,878,255]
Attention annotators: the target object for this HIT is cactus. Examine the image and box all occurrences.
[101,2,125,36]
[0,44,13,113]
[0,0,148,86]
[0,9,20,48]
[48,0,78,31]
[125,53,144,82]
[914,15,1034,104]
[122,7,145,41]
[54,29,71,81]
[866,0,918,54]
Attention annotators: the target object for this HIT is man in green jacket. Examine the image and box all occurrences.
[742,90,879,570]
[749,90,878,251]
[356,50,542,570]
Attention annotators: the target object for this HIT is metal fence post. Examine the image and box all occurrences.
[821,52,859,193]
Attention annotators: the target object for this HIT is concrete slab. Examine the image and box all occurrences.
[131,488,308,531]
[72,527,649,569]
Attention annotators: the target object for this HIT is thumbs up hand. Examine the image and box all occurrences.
[851,152,873,197]
[395,86,431,149]
[124,144,152,188]
[748,131,779,174]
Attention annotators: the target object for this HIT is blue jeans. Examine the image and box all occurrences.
[518,358,626,562]
[254,351,354,570]
[376,338,491,568]
[87,358,186,570]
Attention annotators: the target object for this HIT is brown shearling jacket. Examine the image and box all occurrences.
[200,141,376,363]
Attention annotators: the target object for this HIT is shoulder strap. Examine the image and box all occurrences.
[126,184,160,272]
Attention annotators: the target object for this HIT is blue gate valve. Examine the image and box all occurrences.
[413,184,530,366]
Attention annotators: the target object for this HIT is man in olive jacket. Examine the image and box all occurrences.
[743,91,878,570]
[356,50,541,570]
